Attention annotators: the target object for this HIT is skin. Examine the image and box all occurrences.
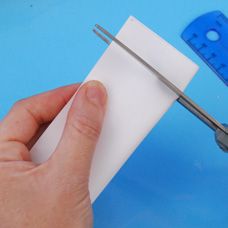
[0,80,107,228]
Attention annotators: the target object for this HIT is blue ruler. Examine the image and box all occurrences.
[182,11,228,86]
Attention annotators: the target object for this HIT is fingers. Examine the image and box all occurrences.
[0,141,30,162]
[27,123,49,149]
[49,81,107,182]
[0,84,80,145]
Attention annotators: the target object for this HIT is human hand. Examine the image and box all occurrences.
[0,81,107,228]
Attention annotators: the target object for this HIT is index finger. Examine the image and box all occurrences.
[0,84,80,144]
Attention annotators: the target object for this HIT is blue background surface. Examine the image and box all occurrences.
[0,1,228,227]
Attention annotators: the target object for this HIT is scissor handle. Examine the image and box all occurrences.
[215,124,228,152]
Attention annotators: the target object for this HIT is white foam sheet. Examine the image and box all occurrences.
[30,16,198,203]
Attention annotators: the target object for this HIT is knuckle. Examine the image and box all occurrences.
[69,114,101,140]
[13,99,27,110]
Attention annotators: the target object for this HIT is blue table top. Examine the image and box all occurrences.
[0,1,228,227]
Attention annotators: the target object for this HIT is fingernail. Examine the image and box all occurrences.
[86,81,107,106]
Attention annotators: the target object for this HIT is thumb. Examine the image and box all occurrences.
[49,80,107,183]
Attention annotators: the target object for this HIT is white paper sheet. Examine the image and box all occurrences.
[30,16,199,203]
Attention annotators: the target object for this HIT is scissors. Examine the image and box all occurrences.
[93,24,228,152]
